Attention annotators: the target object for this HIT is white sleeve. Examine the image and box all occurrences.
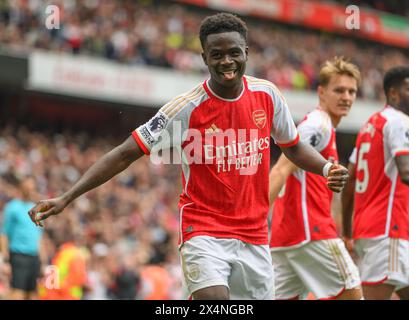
[297,120,330,153]
[133,100,186,154]
[384,116,409,157]
[269,86,299,147]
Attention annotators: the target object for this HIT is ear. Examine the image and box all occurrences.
[245,46,249,61]
[317,85,323,95]
[201,52,208,66]
[388,87,399,104]
[317,85,325,101]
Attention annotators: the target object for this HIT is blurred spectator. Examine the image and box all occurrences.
[38,228,88,300]
[0,124,183,299]
[107,252,140,300]
[0,175,46,300]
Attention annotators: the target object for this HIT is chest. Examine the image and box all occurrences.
[321,130,338,161]
[188,94,272,136]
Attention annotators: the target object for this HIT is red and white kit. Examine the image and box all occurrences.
[353,106,409,241]
[134,75,299,246]
[132,76,299,298]
[270,108,338,250]
[270,108,360,300]
[351,106,409,288]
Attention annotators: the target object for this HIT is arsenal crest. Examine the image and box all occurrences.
[252,110,267,129]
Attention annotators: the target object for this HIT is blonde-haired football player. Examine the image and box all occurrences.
[269,57,363,300]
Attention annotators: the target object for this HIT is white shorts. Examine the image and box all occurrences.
[180,235,275,300]
[271,238,361,300]
[354,237,409,291]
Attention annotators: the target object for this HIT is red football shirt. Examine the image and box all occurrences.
[270,108,338,250]
[133,76,299,245]
[351,106,409,240]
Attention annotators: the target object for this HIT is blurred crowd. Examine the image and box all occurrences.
[0,124,184,299]
[0,0,409,101]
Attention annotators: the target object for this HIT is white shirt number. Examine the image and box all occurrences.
[355,142,371,193]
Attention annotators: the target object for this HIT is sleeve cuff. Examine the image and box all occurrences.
[132,131,150,155]
[395,150,409,157]
[276,134,300,148]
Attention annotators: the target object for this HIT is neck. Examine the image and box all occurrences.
[208,78,243,100]
[388,102,409,116]
[320,105,341,128]
[330,115,341,128]
[21,193,29,202]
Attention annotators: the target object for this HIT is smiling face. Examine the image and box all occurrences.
[318,74,358,126]
[202,31,248,98]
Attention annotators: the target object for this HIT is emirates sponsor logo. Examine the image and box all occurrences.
[144,121,269,175]
[252,110,267,129]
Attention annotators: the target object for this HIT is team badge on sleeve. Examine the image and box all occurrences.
[148,113,168,134]
[405,129,409,141]
[310,132,322,147]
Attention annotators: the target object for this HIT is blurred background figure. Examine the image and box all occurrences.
[0,175,46,300]
[38,228,88,300]
[106,252,140,300]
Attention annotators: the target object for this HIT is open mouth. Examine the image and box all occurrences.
[219,69,237,81]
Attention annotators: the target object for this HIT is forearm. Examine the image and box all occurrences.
[396,155,409,186]
[341,164,356,238]
[63,137,142,204]
[64,149,134,203]
[342,204,354,238]
[281,141,328,176]
[269,168,286,204]
[269,155,296,204]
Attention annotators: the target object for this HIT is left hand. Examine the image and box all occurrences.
[326,164,348,193]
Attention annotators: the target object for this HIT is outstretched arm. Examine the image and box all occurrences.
[29,136,144,226]
[281,141,348,193]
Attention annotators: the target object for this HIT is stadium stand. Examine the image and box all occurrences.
[0,124,184,299]
[0,0,408,101]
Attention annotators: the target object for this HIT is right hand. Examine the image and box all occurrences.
[326,164,349,193]
[28,197,69,227]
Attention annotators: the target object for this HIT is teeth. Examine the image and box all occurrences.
[222,71,235,80]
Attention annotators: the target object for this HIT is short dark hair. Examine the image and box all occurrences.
[199,13,248,49]
[383,66,409,97]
